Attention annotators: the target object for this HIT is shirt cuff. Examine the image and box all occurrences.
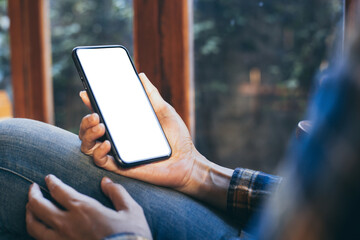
[227,168,282,223]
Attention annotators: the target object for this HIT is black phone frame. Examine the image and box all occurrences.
[72,45,172,167]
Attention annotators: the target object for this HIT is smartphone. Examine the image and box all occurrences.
[72,45,172,167]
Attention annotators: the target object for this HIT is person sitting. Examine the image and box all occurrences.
[0,73,280,240]
[2,36,360,240]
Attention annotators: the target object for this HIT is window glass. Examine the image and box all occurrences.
[194,0,343,173]
[50,0,133,132]
[0,0,12,118]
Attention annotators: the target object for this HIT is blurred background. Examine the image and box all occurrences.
[0,0,343,174]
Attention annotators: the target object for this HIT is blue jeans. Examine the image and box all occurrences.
[0,119,239,239]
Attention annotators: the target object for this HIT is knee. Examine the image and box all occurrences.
[0,118,65,153]
[0,119,40,153]
[0,118,41,142]
[0,118,81,158]
[0,118,26,138]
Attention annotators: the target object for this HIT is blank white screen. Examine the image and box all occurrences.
[76,47,171,163]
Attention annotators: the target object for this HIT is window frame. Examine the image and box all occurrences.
[8,0,53,123]
[133,0,194,135]
[7,0,356,135]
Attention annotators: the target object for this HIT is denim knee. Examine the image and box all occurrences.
[0,118,40,146]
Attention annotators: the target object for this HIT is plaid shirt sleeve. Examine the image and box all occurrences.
[227,168,282,224]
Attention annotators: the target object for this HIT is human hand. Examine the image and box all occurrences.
[26,175,152,240]
[79,73,201,191]
[79,73,233,209]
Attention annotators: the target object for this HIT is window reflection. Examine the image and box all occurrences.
[194,0,343,173]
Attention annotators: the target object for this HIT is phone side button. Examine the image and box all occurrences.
[81,80,87,90]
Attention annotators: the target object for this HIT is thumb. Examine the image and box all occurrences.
[101,177,134,211]
[79,91,93,111]
[138,73,167,113]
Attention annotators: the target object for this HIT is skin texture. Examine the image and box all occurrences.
[79,73,197,190]
[26,175,152,240]
[79,73,233,210]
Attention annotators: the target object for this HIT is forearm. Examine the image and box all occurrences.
[177,151,233,211]
[177,150,282,216]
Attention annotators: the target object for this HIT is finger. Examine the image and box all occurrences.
[79,91,93,111]
[138,73,169,116]
[80,124,106,155]
[79,113,100,140]
[27,183,63,230]
[45,174,85,210]
[26,207,59,240]
[92,140,117,171]
[101,177,137,211]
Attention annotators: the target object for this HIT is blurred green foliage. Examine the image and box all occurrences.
[0,0,343,172]
[50,0,133,132]
[193,0,343,171]
[194,0,342,92]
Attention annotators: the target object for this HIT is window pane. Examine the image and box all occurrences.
[0,0,12,119]
[50,0,133,132]
[194,0,343,173]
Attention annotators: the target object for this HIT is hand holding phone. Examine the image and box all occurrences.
[73,45,171,167]
[79,73,233,211]
[78,71,198,187]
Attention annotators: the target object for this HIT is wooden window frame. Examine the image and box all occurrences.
[133,0,194,136]
[8,0,194,134]
[8,0,53,124]
[346,0,360,42]
[6,0,357,134]
[346,0,358,22]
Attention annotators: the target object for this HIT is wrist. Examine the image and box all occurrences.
[178,151,233,210]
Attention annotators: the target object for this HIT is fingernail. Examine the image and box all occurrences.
[103,177,112,184]
[45,174,53,182]
[30,183,40,194]
[45,175,52,185]
[90,113,96,122]
[45,174,59,191]
[79,91,84,97]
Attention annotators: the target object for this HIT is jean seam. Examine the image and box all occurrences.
[0,166,49,194]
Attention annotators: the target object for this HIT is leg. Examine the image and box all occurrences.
[0,119,239,239]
